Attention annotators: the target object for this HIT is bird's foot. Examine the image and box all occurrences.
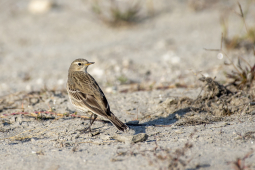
[77,126,91,134]
[77,127,100,136]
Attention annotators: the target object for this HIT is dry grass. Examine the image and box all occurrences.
[206,2,255,90]
[91,0,142,27]
[188,0,219,11]
[227,150,254,170]
[221,2,255,53]
[225,57,255,89]
[148,141,193,169]
[112,134,194,170]
[222,3,255,90]
[153,76,255,126]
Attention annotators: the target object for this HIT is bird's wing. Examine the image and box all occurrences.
[67,72,111,117]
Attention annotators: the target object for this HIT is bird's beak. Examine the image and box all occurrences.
[86,62,95,65]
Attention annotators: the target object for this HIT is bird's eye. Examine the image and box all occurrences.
[77,63,81,66]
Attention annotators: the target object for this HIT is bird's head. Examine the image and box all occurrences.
[69,58,94,73]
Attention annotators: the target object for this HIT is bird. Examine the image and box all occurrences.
[66,58,128,132]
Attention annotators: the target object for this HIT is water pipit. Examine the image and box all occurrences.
[67,58,128,132]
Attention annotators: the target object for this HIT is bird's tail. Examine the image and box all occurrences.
[107,113,128,132]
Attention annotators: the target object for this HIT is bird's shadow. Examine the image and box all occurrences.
[70,107,192,135]
[127,107,192,135]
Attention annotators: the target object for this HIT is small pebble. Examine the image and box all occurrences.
[112,133,148,144]
[131,133,148,143]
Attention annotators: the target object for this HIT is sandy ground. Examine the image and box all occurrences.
[0,0,255,169]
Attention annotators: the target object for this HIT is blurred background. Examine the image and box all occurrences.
[0,0,254,96]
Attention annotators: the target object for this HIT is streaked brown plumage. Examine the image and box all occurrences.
[67,58,128,132]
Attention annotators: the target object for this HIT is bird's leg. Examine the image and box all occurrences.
[78,114,99,135]
[90,114,98,126]
[78,114,93,133]
[89,114,100,136]
[83,114,98,132]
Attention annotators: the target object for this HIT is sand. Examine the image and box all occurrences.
[0,0,255,169]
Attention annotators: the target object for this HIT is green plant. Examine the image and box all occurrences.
[117,75,128,84]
